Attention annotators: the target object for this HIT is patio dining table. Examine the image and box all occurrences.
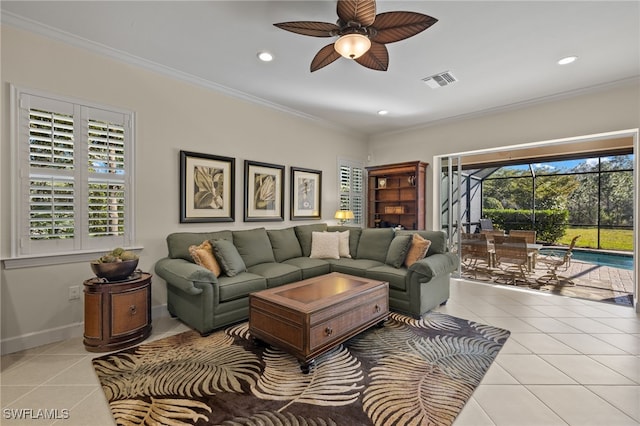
[486,240,543,271]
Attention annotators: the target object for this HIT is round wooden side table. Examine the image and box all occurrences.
[83,272,152,352]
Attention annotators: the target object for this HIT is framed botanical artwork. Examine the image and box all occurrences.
[244,160,284,222]
[180,150,235,223]
[290,167,322,220]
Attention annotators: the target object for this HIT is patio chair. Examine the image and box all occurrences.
[509,230,538,268]
[460,233,493,279]
[493,235,531,285]
[479,218,494,231]
[536,235,580,286]
[509,230,536,244]
[480,229,505,243]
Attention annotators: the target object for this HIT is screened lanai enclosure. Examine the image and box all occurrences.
[440,144,635,307]
[445,152,634,249]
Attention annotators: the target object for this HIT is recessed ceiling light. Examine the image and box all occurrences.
[557,56,577,65]
[377,110,389,116]
[257,51,274,62]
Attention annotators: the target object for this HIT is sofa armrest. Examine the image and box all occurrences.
[408,253,459,280]
[155,257,217,296]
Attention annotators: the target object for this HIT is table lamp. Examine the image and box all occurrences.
[334,210,354,225]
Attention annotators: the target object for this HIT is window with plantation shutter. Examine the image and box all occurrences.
[338,158,365,225]
[88,118,126,238]
[28,107,76,242]
[12,87,134,258]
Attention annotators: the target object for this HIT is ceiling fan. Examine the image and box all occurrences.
[274,0,438,72]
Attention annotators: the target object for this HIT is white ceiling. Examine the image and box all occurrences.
[2,1,639,136]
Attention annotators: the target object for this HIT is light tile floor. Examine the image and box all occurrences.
[1,278,638,425]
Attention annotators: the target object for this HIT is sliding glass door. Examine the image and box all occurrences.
[439,155,463,275]
[435,130,637,312]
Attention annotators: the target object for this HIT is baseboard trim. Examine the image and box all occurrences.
[151,303,170,320]
[1,322,84,355]
[1,304,170,355]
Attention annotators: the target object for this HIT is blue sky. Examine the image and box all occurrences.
[503,155,632,174]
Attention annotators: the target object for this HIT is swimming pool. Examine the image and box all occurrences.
[538,248,634,270]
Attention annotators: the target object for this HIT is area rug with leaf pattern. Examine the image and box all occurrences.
[92,311,510,425]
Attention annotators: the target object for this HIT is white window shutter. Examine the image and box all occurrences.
[14,88,134,256]
[338,159,365,225]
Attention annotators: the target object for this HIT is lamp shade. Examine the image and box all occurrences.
[334,210,355,220]
[334,33,371,59]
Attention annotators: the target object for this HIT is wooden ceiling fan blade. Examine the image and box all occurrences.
[274,21,339,37]
[310,44,342,72]
[354,42,388,71]
[337,0,376,27]
[371,12,438,44]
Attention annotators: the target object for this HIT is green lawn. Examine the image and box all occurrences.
[558,227,634,251]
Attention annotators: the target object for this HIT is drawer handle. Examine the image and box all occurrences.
[374,304,381,313]
[129,305,137,315]
[324,327,333,336]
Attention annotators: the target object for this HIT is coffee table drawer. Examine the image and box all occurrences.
[309,294,387,351]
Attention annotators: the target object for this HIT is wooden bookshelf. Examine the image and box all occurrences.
[366,161,427,230]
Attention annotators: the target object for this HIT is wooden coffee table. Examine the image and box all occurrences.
[249,272,389,373]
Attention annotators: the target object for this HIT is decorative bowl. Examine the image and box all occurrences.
[90,259,139,281]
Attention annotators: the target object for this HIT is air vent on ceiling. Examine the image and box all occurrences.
[422,71,457,89]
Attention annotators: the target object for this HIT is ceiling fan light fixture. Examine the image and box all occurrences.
[334,33,371,59]
[274,0,438,71]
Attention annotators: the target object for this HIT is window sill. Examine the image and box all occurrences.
[2,247,144,270]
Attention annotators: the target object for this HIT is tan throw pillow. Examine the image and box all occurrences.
[310,231,340,259]
[404,233,432,267]
[337,230,351,258]
[189,240,222,277]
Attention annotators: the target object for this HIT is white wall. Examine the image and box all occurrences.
[0,26,368,353]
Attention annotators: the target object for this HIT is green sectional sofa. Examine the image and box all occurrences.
[155,224,458,335]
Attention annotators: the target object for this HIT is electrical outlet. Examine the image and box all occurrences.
[68,285,81,300]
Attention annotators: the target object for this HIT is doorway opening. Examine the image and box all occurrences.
[437,130,638,309]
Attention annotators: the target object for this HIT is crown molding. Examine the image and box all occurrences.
[1,11,361,138]
[376,76,640,139]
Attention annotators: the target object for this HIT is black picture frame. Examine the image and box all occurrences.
[290,167,322,220]
[180,150,235,223]
[244,160,285,222]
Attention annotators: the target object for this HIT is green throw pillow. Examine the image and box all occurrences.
[232,228,275,267]
[212,239,247,277]
[356,228,395,262]
[267,228,303,262]
[385,235,412,268]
